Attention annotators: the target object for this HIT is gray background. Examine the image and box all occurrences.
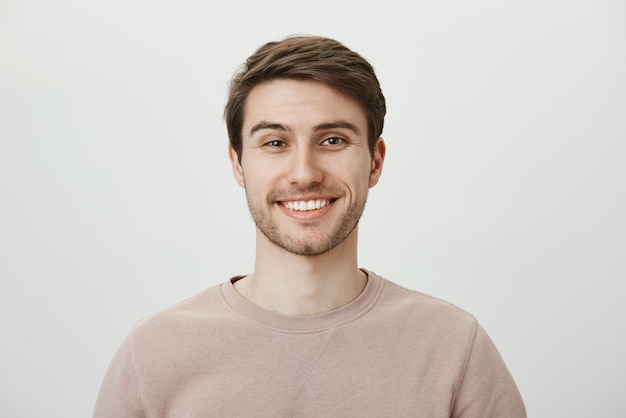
[1,0,625,416]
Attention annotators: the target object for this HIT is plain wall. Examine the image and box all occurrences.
[1,0,625,416]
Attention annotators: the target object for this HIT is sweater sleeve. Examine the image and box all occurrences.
[451,321,527,418]
[93,336,148,418]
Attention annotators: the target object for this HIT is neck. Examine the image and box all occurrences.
[234,230,367,316]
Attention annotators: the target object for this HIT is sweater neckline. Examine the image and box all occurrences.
[220,270,383,333]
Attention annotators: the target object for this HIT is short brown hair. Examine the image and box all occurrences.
[224,35,386,162]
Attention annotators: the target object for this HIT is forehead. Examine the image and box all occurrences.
[242,79,367,133]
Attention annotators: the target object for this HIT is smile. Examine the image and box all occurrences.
[282,199,332,212]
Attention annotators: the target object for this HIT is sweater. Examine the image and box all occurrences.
[93,271,526,417]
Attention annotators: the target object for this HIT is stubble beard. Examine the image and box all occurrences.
[245,187,368,257]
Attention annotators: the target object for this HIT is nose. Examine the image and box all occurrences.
[286,144,324,186]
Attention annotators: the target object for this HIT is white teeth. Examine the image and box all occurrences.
[284,199,330,211]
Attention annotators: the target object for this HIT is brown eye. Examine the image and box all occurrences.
[266,140,286,147]
[322,137,344,146]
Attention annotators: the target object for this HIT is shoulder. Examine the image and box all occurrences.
[125,281,236,349]
[363,271,481,359]
[373,272,477,328]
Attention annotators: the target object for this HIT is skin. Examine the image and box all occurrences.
[228,79,386,315]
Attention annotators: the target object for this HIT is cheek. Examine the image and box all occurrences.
[241,161,279,190]
[330,165,372,193]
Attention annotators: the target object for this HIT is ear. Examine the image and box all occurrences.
[369,137,386,188]
[228,144,245,188]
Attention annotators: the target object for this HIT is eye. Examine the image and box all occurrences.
[321,137,345,146]
[265,139,287,147]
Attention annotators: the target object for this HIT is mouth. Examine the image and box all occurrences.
[280,198,335,212]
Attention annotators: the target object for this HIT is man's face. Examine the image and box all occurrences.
[229,79,385,256]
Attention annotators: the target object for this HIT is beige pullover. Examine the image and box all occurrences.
[94,271,526,417]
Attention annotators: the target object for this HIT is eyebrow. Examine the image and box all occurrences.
[248,120,361,136]
[249,122,289,136]
[314,121,361,135]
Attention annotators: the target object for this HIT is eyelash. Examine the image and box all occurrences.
[321,137,345,146]
[265,140,287,147]
[262,137,346,148]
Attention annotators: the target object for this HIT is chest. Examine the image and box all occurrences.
[141,325,465,417]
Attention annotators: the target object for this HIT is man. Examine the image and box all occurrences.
[94,35,526,417]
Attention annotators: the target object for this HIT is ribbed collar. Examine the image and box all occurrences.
[220,270,384,333]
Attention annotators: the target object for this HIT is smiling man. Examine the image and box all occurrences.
[94,35,526,417]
